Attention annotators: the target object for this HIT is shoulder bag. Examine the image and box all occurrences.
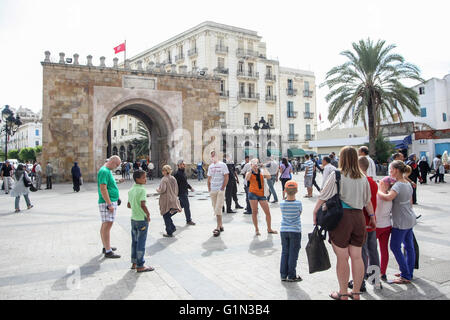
[316,170,343,232]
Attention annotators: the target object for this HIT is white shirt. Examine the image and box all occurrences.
[366,155,377,178]
[241,162,252,176]
[375,194,392,228]
[148,162,154,170]
[35,164,42,173]
[207,161,229,191]
[266,160,279,175]
[321,163,336,188]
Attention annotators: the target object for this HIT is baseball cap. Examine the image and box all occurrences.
[285,180,298,188]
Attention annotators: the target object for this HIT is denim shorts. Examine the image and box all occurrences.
[248,192,267,201]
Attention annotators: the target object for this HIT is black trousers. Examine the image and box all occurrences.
[312,171,321,192]
[46,176,52,189]
[73,177,80,192]
[225,180,239,210]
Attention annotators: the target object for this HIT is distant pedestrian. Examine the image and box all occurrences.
[303,154,314,198]
[358,146,377,178]
[279,180,303,282]
[35,162,42,190]
[45,162,53,189]
[197,161,205,181]
[265,156,279,203]
[311,156,322,193]
[418,156,430,184]
[208,151,229,237]
[329,153,339,168]
[240,155,252,214]
[279,158,293,200]
[429,155,441,183]
[98,155,123,258]
[405,154,419,204]
[173,160,196,225]
[147,161,154,180]
[438,161,446,183]
[1,160,14,194]
[10,164,33,212]
[127,169,154,272]
[157,165,182,237]
[245,158,278,236]
[378,160,417,284]
[133,160,140,171]
[31,161,37,182]
[71,162,82,192]
[225,155,243,213]
[125,162,131,180]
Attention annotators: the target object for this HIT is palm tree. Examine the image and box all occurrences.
[321,38,424,156]
[131,121,150,158]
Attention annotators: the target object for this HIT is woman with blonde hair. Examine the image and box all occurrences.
[246,158,278,236]
[313,146,375,300]
[156,164,182,237]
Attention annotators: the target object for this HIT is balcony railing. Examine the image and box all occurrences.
[265,95,277,102]
[215,45,228,54]
[238,92,260,101]
[237,70,259,79]
[304,112,314,119]
[265,74,276,81]
[188,48,198,57]
[288,134,298,141]
[304,134,315,141]
[214,67,229,75]
[236,48,258,58]
[287,111,298,118]
[175,53,184,62]
[286,88,297,96]
[219,90,229,98]
[303,90,314,97]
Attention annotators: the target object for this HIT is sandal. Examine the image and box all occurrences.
[136,266,154,273]
[219,227,224,232]
[268,230,278,234]
[349,292,362,300]
[389,277,411,284]
[15,209,20,213]
[131,264,136,270]
[213,229,221,237]
[329,291,350,300]
[255,231,261,236]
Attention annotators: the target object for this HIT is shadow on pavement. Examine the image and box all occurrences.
[50,254,105,291]
[248,234,277,257]
[96,270,142,300]
[281,281,311,300]
[146,225,188,256]
[201,236,227,257]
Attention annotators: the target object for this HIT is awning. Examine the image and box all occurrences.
[244,148,258,157]
[288,148,306,157]
[303,150,317,156]
[267,149,282,157]
[391,135,412,150]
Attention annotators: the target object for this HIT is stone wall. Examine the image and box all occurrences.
[42,52,221,182]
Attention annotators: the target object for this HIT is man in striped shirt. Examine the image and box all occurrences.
[304,154,314,198]
[279,180,303,282]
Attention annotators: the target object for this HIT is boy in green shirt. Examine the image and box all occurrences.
[127,170,154,272]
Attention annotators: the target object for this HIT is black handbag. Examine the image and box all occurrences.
[317,170,343,232]
[22,173,37,192]
[306,226,331,274]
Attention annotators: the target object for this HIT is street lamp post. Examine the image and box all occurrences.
[1,105,22,160]
[253,116,270,160]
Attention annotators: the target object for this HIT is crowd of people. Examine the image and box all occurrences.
[1,146,448,298]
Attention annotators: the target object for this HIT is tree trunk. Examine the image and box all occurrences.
[367,98,376,158]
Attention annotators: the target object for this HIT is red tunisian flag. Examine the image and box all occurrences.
[114,42,126,54]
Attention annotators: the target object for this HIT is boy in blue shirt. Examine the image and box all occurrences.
[279,180,303,281]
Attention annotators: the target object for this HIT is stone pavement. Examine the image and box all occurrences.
[0,173,449,300]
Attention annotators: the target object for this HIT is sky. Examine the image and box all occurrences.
[1,0,449,130]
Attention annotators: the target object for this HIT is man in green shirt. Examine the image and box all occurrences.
[127,169,153,272]
[98,155,123,258]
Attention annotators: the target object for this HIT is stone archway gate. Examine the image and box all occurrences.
[41,52,221,182]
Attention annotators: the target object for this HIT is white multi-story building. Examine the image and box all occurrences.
[127,21,317,162]
[110,115,148,162]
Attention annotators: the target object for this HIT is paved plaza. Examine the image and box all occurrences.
[0,172,450,300]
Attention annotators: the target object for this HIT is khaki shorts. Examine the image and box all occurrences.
[329,208,367,248]
[210,190,225,216]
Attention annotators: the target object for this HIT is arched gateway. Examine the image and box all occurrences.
[41,52,221,182]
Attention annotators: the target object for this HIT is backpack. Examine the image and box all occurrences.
[316,170,343,232]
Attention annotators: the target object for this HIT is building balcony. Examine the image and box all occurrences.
[215,45,228,54]
[304,112,314,119]
[288,134,299,141]
[287,111,298,118]
[175,54,184,62]
[304,134,315,141]
[265,95,277,102]
[236,48,258,58]
[188,48,198,57]
[214,67,229,75]
[237,70,259,80]
[238,92,260,101]
[219,90,229,98]
[303,90,314,97]
[265,74,276,81]
[286,88,297,96]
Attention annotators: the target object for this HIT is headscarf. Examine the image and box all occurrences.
[14,164,24,180]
